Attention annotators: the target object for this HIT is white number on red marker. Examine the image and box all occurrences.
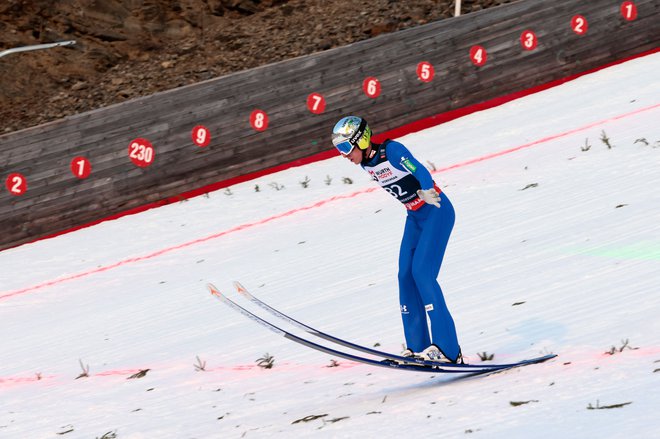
[416,61,435,82]
[571,15,588,35]
[192,125,211,147]
[6,173,27,195]
[71,157,92,179]
[307,93,326,114]
[250,110,269,131]
[621,2,637,20]
[363,77,381,98]
[521,30,538,50]
[128,138,155,167]
[470,46,487,66]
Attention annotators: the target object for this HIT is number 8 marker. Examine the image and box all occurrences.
[5,173,27,196]
[250,109,269,132]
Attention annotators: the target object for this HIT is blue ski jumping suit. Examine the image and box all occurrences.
[361,139,460,361]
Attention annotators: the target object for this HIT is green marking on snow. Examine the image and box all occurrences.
[573,242,660,262]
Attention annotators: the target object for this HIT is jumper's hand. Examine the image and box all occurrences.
[416,188,441,208]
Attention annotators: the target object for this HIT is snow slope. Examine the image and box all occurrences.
[1,52,659,439]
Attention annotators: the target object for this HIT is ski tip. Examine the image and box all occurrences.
[233,281,248,294]
[207,283,221,296]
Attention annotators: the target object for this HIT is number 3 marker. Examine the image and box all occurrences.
[520,30,538,51]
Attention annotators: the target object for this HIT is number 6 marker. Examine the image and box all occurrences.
[362,77,381,98]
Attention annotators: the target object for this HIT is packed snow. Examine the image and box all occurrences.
[1,52,659,439]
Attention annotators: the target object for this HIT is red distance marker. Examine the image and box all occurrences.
[192,125,211,147]
[128,138,155,168]
[362,77,381,98]
[520,30,538,51]
[571,15,588,35]
[470,45,487,66]
[416,61,435,82]
[250,109,269,132]
[6,173,27,196]
[307,93,326,114]
[70,157,92,179]
[621,1,638,21]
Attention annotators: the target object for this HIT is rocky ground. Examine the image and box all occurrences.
[0,0,510,134]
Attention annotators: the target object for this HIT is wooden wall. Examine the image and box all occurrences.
[1,0,658,250]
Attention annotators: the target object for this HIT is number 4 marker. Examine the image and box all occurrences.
[470,45,487,66]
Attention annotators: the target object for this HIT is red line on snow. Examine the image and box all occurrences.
[1,103,658,302]
[436,103,660,172]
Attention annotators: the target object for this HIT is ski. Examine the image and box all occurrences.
[210,283,556,373]
[232,281,556,370]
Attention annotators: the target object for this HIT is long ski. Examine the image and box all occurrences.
[232,281,556,370]
[210,283,555,373]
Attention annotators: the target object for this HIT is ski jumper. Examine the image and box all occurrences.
[361,140,460,361]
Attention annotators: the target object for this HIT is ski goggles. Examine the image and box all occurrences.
[334,139,356,155]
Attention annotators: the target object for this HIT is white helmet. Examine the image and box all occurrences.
[331,116,372,155]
